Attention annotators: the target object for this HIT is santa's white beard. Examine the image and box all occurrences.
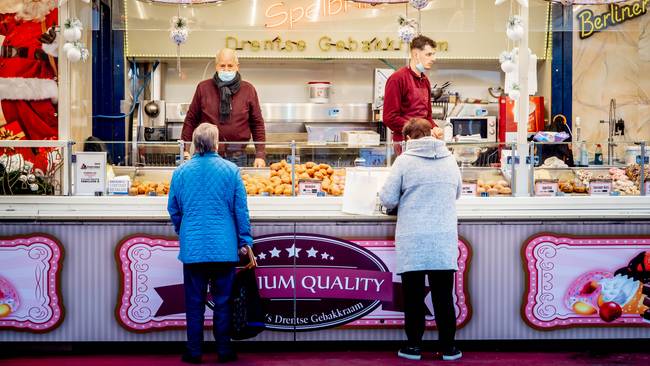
[16,0,56,21]
[0,0,19,14]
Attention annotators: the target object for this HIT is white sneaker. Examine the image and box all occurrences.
[397,346,422,360]
[442,348,463,361]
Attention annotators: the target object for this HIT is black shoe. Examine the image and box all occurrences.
[397,346,422,360]
[181,352,202,364]
[442,347,463,361]
[217,352,238,363]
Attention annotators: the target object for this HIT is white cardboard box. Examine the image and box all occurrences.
[341,131,380,147]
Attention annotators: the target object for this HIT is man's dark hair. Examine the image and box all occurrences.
[410,35,436,51]
[84,136,112,164]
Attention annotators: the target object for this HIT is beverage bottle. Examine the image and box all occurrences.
[594,144,603,165]
[579,142,589,166]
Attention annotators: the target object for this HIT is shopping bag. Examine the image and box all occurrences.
[230,246,265,340]
[341,168,381,215]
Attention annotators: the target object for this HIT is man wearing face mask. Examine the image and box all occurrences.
[383,35,443,155]
[182,48,266,167]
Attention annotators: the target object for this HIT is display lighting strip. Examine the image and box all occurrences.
[123,0,129,59]
[544,1,553,61]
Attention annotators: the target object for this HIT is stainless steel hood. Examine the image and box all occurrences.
[260,103,372,123]
[165,102,373,124]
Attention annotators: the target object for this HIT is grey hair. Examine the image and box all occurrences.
[192,123,219,155]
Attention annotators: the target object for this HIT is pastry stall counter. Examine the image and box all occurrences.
[2,141,650,343]
[1,195,650,221]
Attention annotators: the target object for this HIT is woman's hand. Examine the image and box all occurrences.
[239,246,248,256]
[431,127,444,139]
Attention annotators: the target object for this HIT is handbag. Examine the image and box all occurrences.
[230,246,265,340]
[380,204,398,216]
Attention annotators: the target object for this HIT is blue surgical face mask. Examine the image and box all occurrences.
[415,53,426,74]
[218,70,237,82]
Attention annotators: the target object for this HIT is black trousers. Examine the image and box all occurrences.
[183,262,235,357]
[401,270,456,352]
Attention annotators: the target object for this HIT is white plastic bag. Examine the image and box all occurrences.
[341,168,380,215]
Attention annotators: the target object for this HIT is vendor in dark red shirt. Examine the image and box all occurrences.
[182,48,266,167]
[383,36,443,154]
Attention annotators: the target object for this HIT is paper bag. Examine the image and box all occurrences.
[341,168,380,215]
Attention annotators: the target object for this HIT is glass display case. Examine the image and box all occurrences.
[448,141,514,197]
[531,141,648,197]
[109,140,516,198]
[5,139,646,198]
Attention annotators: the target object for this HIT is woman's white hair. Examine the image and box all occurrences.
[192,123,219,155]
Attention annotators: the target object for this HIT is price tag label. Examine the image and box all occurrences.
[108,179,131,195]
[535,181,558,196]
[461,183,477,196]
[298,180,322,196]
[589,180,612,195]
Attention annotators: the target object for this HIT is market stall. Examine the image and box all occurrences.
[1,0,649,343]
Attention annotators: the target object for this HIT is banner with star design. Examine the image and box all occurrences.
[116,234,472,332]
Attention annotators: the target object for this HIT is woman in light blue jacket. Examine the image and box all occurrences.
[168,123,252,364]
[380,118,462,361]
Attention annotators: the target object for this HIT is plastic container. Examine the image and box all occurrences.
[308,81,331,103]
[624,146,650,166]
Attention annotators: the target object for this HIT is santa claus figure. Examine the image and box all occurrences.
[0,0,58,141]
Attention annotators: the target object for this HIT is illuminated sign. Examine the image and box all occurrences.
[226,36,307,52]
[577,0,649,39]
[265,0,373,29]
[226,34,448,54]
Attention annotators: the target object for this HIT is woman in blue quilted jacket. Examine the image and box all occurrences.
[168,122,253,364]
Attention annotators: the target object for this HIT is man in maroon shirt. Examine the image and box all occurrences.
[383,35,443,154]
[182,48,266,167]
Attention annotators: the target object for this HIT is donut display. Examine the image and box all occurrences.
[566,255,650,323]
[565,271,612,316]
[0,275,20,318]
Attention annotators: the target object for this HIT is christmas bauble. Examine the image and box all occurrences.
[63,27,82,42]
[509,89,520,100]
[67,47,82,63]
[501,60,516,73]
[398,25,416,43]
[507,24,524,42]
[62,42,74,54]
[409,0,429,10]
[170,29,188,46]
